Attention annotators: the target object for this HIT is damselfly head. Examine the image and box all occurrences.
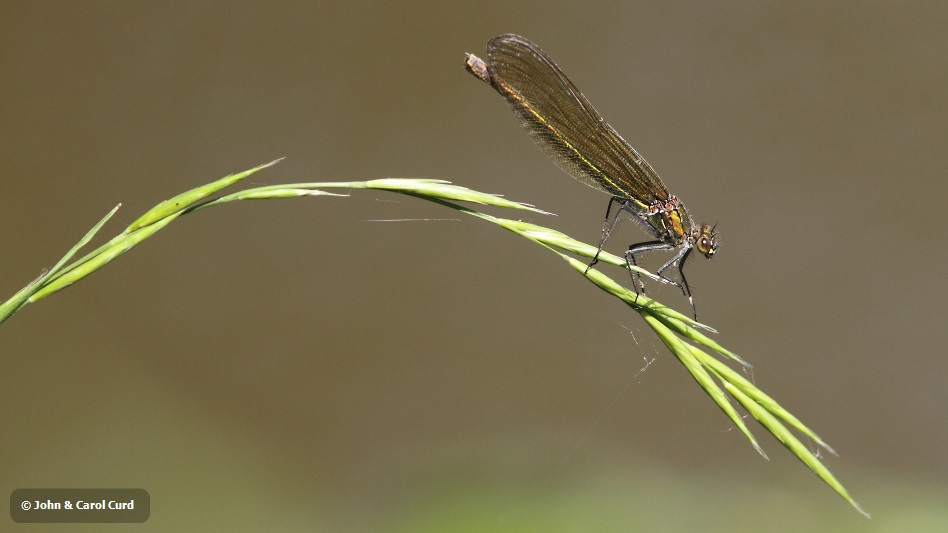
[695,224,718,258]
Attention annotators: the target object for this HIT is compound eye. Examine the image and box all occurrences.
[697,236,711,255]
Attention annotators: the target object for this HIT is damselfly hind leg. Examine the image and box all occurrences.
[585,196,633,272]
[586,197,628,274]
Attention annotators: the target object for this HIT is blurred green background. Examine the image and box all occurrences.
[2,1,946,531]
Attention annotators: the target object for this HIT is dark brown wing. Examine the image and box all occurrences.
[484,34,670,209]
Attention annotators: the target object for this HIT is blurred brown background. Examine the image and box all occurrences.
[2,1,945,531]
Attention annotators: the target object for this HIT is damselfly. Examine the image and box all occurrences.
[466,34,718,319]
